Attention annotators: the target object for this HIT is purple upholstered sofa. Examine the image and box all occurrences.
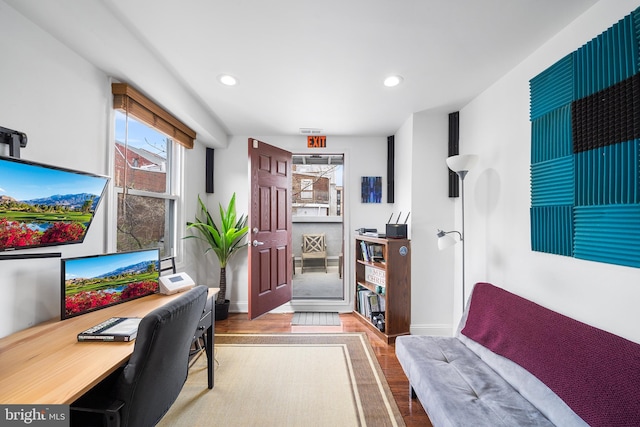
[396,282,640,427]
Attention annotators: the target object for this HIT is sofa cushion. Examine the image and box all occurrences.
[458,333,587,427]
[396,335,555,427]
[461,282,640,427]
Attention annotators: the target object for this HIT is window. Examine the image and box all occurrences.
[292,154,343,217]
[113,111,177,257]
[112,83,195,258]
[300,179,314,199]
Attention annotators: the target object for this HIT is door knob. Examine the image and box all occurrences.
[252,240,264,247]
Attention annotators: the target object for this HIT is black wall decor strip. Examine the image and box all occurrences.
[205,147,214,193]
[387,135,395,203]
[448,112,460,198]
[572,73,640,153]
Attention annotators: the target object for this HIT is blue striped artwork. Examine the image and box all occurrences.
[361,176,382,203]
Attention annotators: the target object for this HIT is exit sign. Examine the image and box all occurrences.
[307,135,326,148]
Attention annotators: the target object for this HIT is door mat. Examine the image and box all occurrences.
[291,312,341,326]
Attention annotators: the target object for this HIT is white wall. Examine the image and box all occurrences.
[0,2,209,338]
[456,0,640,343]
[0,4,111,337]
[407,110,458,335]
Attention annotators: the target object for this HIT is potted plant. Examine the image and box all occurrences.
[186,193,249,320]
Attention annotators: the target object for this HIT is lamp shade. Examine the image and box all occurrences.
[446,154,478,173]
[437,230,459,250]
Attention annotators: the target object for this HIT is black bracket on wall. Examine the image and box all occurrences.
[0,252,61,261]
[0,126,28,158]
[448,112,460,198]
[387,135,395,203]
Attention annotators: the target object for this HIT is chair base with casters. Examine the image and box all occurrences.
[70,370,124,427]
[70,286,208,427]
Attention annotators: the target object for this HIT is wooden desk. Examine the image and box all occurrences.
[0,288,218,404]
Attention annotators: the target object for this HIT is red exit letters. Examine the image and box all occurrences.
[307,135,326,148]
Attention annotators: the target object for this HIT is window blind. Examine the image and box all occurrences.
[112,83,195,149]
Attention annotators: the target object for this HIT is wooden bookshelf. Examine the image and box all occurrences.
[354,235,410,343]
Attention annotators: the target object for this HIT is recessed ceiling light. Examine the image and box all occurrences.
[383,75,403,87]
[218,74,238,86]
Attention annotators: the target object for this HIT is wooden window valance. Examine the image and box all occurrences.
[112,83,195,149]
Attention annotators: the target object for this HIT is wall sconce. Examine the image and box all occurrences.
[437,154,478,311]
[437,229,461,250]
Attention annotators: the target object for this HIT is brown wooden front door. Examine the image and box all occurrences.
[248,138,292,319]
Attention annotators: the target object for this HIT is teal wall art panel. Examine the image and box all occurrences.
[531,206,573,256]
[575,140,640,206]
[529,7,640,268]
[574,205,640,268]
[531,104,573,163]
[529,54,574,121]
[574,12,638,99]
[530,156,574,206]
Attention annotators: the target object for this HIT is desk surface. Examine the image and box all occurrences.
[0,288,218,404]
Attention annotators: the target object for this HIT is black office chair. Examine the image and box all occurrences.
[70,285,208,427]
[159,256,206,360]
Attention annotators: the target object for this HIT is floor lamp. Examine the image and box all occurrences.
[437,154,478,312]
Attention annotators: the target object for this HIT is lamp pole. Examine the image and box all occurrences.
[458,170,468,312]
[442,154,478,314]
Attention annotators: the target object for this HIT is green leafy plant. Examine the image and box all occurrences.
[186,193,249,305]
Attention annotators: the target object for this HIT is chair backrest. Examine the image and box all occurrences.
[159,256,176,276]
[302,233,326,253]
[114,285,207,427]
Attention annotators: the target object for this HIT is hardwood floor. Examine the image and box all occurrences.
[216,312,433,427]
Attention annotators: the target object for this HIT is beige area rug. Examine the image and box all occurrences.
[158,333,405,427]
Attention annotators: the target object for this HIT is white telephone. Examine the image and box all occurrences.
[159,272,195,295]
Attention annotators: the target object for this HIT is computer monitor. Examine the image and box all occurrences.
[61,249,160,320]
[0,155,109,252]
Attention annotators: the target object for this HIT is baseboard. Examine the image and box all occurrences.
[409,323,455,337]
[230,300,353,314]
[229,302,455,337]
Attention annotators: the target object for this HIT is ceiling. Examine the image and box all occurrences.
[6,0,599,145]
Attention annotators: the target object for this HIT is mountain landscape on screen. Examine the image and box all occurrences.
[0,156,109,251]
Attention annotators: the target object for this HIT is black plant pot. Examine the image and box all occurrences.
[215,300,230,321]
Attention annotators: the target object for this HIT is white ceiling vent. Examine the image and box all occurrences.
[299,128,323,135]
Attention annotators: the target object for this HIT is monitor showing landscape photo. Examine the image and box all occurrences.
[0,156,110,252]
[61,249,160,319]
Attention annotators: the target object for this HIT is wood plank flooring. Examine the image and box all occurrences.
[216,312,433,427]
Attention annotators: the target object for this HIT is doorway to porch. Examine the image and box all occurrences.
[291,154,344,300]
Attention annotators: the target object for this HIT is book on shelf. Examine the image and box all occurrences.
[360,240,370,262]
[356,285,386,320]
[368,293,381,313]
[359,240,386,263]
[77,317,142,342]
[368,244,384,262]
